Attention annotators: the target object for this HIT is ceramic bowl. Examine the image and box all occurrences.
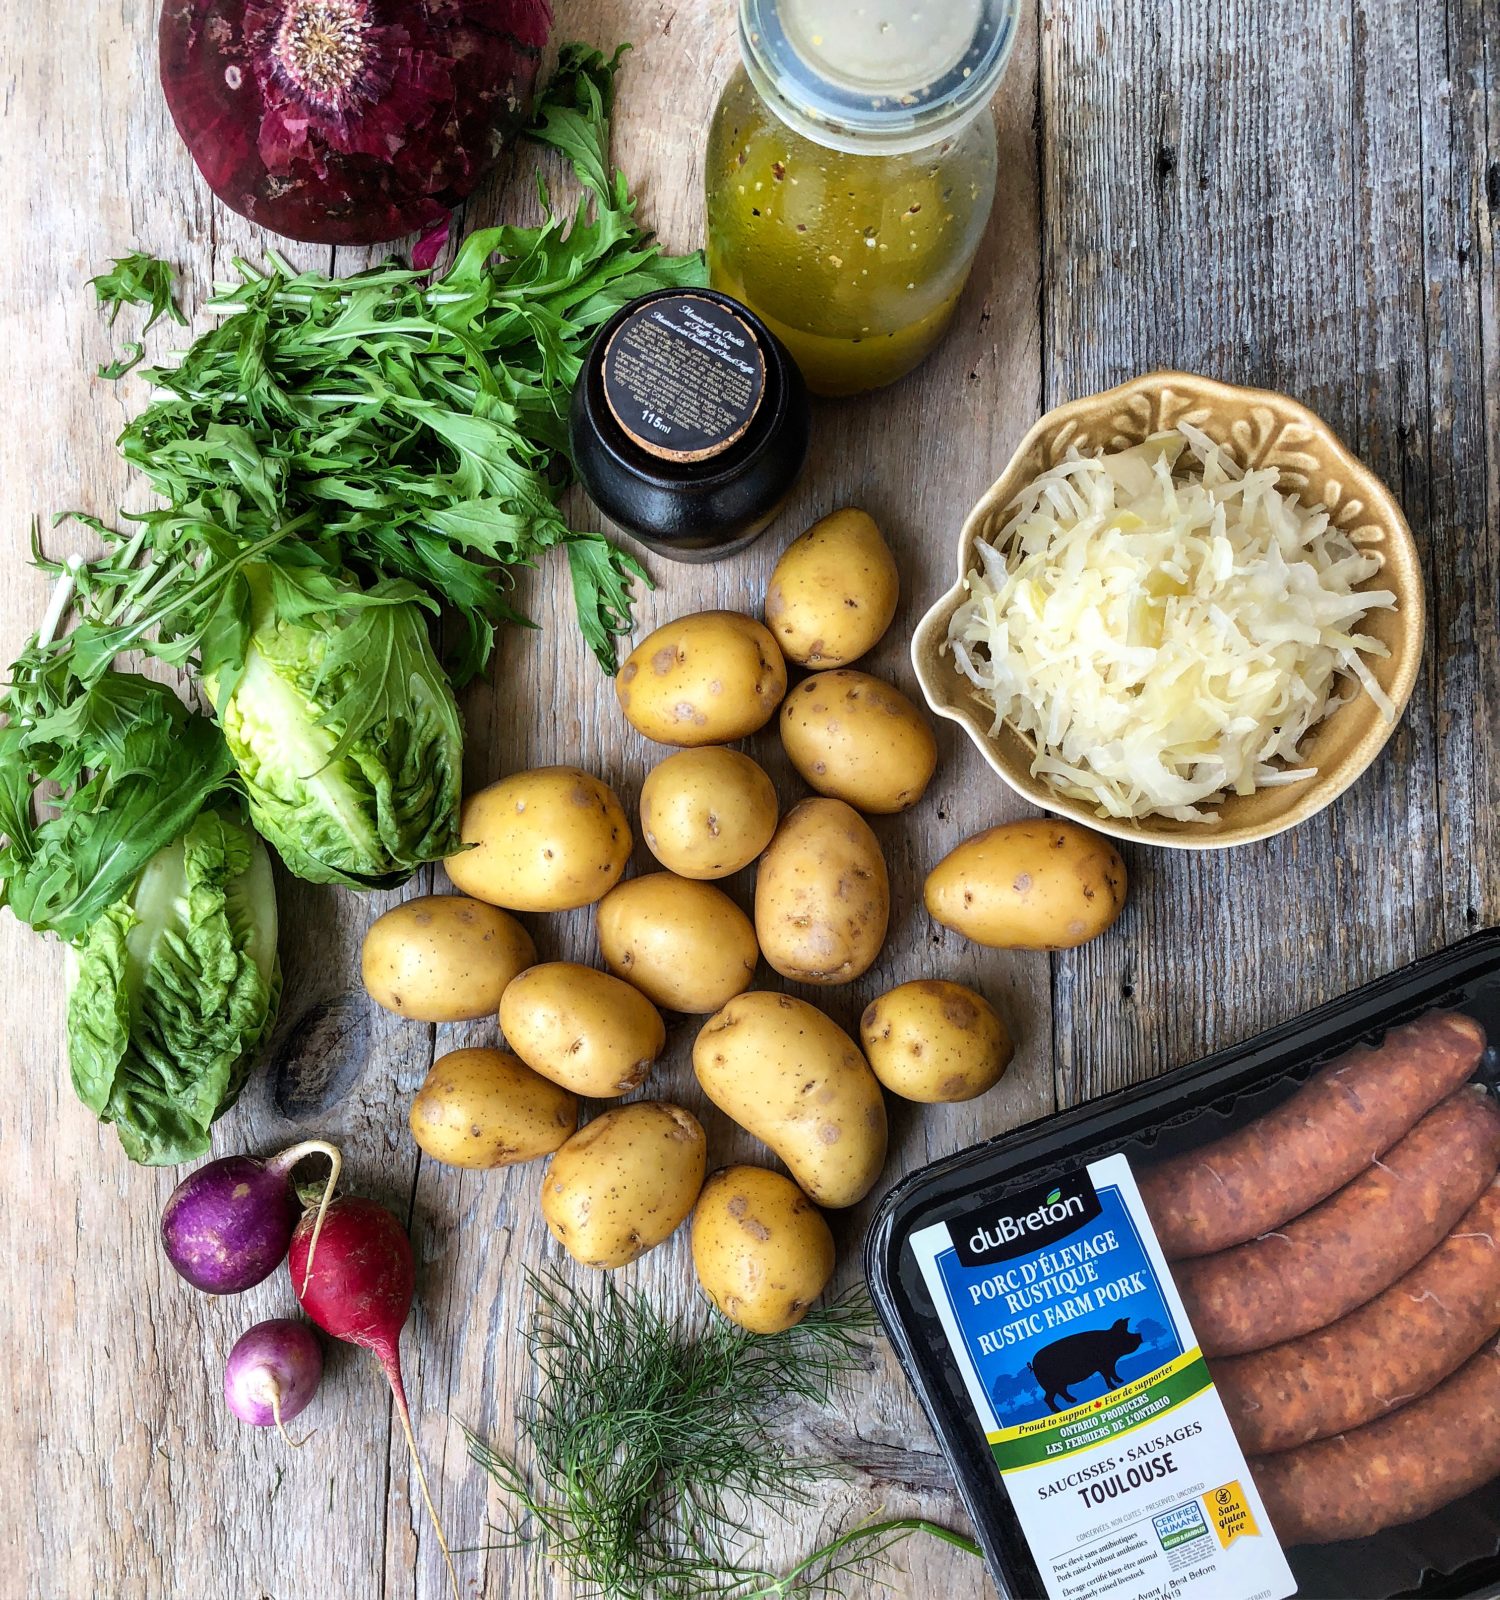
[911,372,1425,850]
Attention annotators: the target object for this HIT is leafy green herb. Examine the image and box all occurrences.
[85,45,703,680]
[89,251,187,332]
[466,1270,982,1600]
[89,253,187,379]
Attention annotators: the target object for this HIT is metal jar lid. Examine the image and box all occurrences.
[740,0,1020,154]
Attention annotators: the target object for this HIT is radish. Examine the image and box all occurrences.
[161,1139,342,1294]
[225,1319,322,1444]
[288,1193,458,1599]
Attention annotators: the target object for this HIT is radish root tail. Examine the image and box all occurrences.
[270,1389,313,1451]
[268,1139,343,1290]
[389,1374,460,1600]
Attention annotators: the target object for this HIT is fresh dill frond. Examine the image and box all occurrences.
[465,1269,981,1599]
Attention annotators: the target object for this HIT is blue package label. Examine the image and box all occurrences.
[910,1153,1295,1600]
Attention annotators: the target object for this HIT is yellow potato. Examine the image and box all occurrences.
[541,1102,707,1270]
[694,992,888,1208]
[691,1166,836,1334]
[408,1047,577,1170]
[499,962,666,1099]
[860,980,1013,1103]
[754,799,889,985]
[360,895,536,1022]
[616,611,787,746]
[764,508,899,669]
[445,766,631,912]
[596,873,759,1014]
[925,819,1128,950]
[778,670,938,814]
[639,747,779,879]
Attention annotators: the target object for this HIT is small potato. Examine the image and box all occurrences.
[754,799,889,985]
[779,670,938,814]
[409,1047,577,1170]
[695,992,888,1208]
[445,767,631,913]
[597,873,759,1014]
[541,1102,707,1270]
[764,508,899,669]
[691,1167,835,1334]
[639,747,779,879]
[860,980,1013,1103]
[360,895,536,1022]
[499,963,666,1098]
[616,611,787,747]
[925,819,1128,950]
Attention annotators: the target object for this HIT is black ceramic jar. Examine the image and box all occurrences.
[569,287,811,561]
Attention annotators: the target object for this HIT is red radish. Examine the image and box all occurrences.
[289,1194,457,1599]
[162,1139,342,1294]
[224,1319,323,1444]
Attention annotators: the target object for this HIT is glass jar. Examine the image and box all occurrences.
[706,0,1019,397]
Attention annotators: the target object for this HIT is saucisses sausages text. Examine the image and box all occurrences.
[1175,1087,1500,1357]
[1251,1339,1500,1545]
[1214,1177,1500,1453]
[1139,1011,1486,1260]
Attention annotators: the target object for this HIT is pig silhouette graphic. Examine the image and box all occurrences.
[1027,1318,1143,1412]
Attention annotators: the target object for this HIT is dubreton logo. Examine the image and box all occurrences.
[951,1170,1103,1268]
[967,1189,1085,1253]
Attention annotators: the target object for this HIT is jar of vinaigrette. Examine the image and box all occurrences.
[707,0,1019,397]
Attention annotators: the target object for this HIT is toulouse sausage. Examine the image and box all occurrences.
[1251,1338,1500,1544]
[1140,1011,1486,1260]
[1215,1177,1500,1453]
[1176,1087,1500,1357]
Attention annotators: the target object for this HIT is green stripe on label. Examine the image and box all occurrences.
[991,1355,1214,1471]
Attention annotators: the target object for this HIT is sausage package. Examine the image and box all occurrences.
[868,929,1500,1600]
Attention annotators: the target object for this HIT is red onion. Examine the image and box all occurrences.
[159,0,553,246]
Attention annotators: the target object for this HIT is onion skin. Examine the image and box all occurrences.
[224,1318,323,1427]
[159,0,553,246]
[161,1154,301,1293]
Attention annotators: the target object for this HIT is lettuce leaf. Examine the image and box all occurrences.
[68,809,280,1164]
[202,562,464,888]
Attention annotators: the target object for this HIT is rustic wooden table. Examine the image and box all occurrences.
[2,0,1496,1596]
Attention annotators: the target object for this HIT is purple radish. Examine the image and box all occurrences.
[225,1319,323,1444]
[161,1139,341,1294]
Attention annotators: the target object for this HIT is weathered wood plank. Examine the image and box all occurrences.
[1037,0,1482,1105]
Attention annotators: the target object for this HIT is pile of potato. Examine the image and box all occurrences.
[359,509,1129,1335]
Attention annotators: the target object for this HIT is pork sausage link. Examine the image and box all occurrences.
[1251,1338,1500,1545]
[1215,1177,1500,1453]
[1140,1011,1486,1260]
[1176,1087,1500,1358]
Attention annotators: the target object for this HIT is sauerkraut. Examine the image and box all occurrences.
[946,424,1397,823]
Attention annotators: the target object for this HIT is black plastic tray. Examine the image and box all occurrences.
[866,929,1500,1600]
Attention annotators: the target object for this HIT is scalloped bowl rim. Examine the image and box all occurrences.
[911,371,1426,851]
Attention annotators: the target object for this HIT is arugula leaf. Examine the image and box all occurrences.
[89,251,187,331]
[98,342,147,381]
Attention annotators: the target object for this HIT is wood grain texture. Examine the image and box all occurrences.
[0,1,1493,1598]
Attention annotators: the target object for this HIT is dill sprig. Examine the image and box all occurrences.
[465,1269,981,1599]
